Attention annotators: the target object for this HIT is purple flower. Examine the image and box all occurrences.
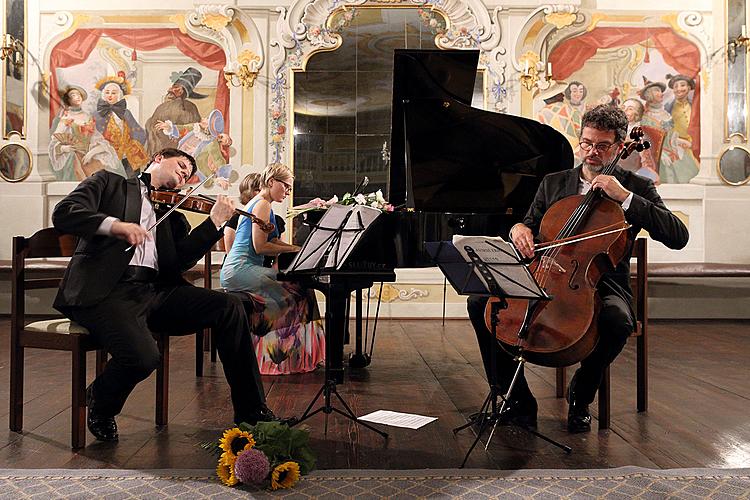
[234,448,270,485]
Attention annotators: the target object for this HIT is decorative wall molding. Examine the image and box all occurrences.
[185,5,265,78]
[358,283,430,303]
[269,0,506,164]
[510,4,582,73]
[41,6,265,84]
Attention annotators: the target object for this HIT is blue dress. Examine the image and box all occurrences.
[220,199,325,374]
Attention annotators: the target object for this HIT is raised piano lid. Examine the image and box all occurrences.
[389,48,574,213]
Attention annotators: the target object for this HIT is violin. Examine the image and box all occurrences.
[483,127,650,367]
[150,189,276,233]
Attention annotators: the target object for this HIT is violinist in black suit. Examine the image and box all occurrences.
[53,148,278,442]
[467,105,689,432]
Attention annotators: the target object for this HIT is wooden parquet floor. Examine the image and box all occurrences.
[0,318,748,470]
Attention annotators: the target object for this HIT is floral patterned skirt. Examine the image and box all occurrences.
[238,282,325,375]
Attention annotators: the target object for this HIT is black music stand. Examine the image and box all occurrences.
[426,238,571,467]
[287,204,388,439]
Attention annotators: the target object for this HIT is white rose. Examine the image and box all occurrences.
[354,193,367,205]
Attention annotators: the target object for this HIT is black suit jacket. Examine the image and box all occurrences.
[523,165,689,297]
[52,170,221,309]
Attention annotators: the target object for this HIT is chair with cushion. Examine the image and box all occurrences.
[555,237,648,430]
[9,228,168,448]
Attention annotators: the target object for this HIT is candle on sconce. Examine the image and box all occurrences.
[3,33,12,48]
[547,62,553,76]
[524,59,529,73]
[742,24,747,38]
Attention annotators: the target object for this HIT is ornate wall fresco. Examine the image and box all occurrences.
[40,7,265,186]
[522,12,711,185]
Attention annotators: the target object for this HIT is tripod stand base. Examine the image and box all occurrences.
[293,379,388,440]
[456,387,572,467]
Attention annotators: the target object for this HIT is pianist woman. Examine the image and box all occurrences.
[220,163,326,375]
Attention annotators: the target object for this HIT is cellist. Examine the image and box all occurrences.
[467,105,688,433]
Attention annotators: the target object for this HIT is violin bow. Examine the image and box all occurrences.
[124,172,217,252]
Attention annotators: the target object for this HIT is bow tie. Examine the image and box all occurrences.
[97,99,127,120]
[138,172,153,192]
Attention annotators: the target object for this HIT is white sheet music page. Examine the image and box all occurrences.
[451,234,544,298]
[285,204,352,272]
[358,410,437,429]
[326,204,381,270]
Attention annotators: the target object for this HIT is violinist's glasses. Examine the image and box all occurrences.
[579,140,617,153]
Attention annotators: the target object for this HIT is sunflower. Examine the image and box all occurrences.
[271,461,300,490]
[218,427,256,464]
[216,460,239,486]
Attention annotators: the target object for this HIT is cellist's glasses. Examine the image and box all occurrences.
[579,141,616,153]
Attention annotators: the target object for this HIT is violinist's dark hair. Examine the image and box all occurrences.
[152,148,198,178]
[581,104,628,143]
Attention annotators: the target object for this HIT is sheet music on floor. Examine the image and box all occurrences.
[358,410,437,429]
[451,234,545,298]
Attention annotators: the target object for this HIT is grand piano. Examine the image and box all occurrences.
[383,48,573,267]
[284,48,573,380]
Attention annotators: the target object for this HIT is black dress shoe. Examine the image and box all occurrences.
[86,386,118,442]
[236,405,296,427]
[496,397,538,428]
[565,384,591,433]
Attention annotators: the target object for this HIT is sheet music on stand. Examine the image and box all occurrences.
[285,203,382,273]
[449,235,547,298]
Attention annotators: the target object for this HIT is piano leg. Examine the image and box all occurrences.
[350,288,371,369]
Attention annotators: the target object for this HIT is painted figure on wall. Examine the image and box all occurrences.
[661,74,700,183]
[145,67,205,156]
[619,98,660,183]
[640,78,672,131]
[94,73,149,175]
[154,109,234,183]
[49,85,125,181]
[537,81,588,149]
[640,77,698,183]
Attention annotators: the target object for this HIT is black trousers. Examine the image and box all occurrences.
[64,281,265,420]
[467,286,634,406]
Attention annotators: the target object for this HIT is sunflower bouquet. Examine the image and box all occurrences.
[208,421,316,490]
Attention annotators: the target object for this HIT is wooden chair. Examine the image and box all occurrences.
[9,228,168,448]
[194,239,225,376]
[555,237,648,430]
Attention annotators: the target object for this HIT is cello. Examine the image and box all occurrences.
[483,127,650,367]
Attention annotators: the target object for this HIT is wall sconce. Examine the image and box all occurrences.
[224,50,262,89]
[727,24,749,64]
[1,33,23,66]
[519,52,553,92]
[1,32,49,96]
[224,64,258,89]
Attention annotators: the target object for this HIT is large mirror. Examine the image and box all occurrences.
[726,0,748,139]
[0,141,32,182]
[292,7,484,203]
[3,0,25,138]
[717,145,750,185]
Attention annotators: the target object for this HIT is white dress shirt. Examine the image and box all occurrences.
[96,178,159,270]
